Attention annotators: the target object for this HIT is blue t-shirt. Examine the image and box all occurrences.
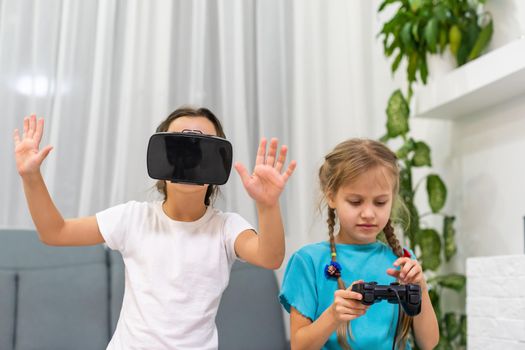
[279,241,412,350]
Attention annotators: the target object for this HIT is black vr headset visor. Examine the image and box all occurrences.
[147,132,233,185]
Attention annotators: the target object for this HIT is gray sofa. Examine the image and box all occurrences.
[0,229,288,350]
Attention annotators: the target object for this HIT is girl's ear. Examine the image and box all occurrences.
[327,191,336,209]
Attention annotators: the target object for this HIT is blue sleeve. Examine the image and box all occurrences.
[279,251,318,321]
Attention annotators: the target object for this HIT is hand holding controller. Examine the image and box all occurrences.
[351,281,422,316]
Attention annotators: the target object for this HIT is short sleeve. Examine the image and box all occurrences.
[96,202,130,252]
[222,213,255,263]
[279,251,318,321]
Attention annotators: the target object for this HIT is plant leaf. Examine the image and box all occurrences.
[467,19,493,61]
[399,166,419,249]
[401,22,414,51]
[459,314,467,345]
[443,215,457,261]
[417,228,441,271]
[386,90,410,138]
[391,51,404,74]
[378,0,402,12]
[439,26,448,54]
[411,141,431,167]
[427,174,447,212]
[434,4,448,23]
[411,20,420,42]
[445,312,460,340]
[449,25,461,56]
[428,288,441,321]
[409,0,422,12]
[419,54,428,85]
[424,18,438,53]
[429,273,466,292]
[407,51,419,83]
[457,20,480,65]
[396,138,415,159]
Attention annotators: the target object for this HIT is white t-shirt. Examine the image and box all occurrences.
[96,201,254,350]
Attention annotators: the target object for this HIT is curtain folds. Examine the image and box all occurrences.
[0,0,375,254]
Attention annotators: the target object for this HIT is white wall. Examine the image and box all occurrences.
[466,255,525,349]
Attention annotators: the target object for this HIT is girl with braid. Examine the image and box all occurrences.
[279,139,439,350]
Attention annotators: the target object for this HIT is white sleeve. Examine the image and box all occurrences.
[96,202,130,252]
[222,213,255,263]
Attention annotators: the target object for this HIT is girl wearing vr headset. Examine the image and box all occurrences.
[279,139,438,350]
[13,108,296,349]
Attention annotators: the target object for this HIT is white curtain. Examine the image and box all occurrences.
[0,0,376,261]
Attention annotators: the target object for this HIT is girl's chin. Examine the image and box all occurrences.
[336,233,378,245]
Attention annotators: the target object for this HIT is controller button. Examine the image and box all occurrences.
[409,294,419,304]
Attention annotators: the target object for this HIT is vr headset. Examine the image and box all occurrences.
[147,132,233,185]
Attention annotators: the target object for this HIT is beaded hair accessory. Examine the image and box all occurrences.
[324,252,342,279]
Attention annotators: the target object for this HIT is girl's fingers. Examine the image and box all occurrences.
[255,138,267,166]
[265,138,278,167]
[23,117,29,139]
[28,115,36,138]
[404,267,421,283]
[393,257,411,267]
[274,145,288,173]
[233,162,251,186]
[13,129,21,146]
[386,268,400,278]
[33,118,45,144]
[38,145,53,162]
[400,261,416,279]
[282,160,297,182]
[334,304,367,316]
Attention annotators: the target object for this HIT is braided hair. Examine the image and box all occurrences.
[319,139,412,349]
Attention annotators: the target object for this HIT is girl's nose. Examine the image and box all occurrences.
[360,205,375,219]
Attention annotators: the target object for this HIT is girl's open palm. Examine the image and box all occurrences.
[13,115,53,177]
[235,138,296,208]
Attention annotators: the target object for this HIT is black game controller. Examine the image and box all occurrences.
[351,282,422,316]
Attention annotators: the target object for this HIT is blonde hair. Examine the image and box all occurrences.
[318,139,411,350]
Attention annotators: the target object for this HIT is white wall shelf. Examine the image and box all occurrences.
[412,38,525,120]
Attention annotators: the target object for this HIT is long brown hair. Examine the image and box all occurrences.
[318,139,411,349]
[155,107,226,206]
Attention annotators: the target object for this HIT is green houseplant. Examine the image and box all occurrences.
[379,0,493,100]
[377,0,493,349]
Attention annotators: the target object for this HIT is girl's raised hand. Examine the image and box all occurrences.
[13,115,53,177]
[234,138,296,208]
[387,257,426,288]
[330,280,369,323]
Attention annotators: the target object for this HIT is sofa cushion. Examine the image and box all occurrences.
[0,272,15,350]
[109,249,125,334]
[16,265,109,350]
[216,261,288,350]
[0,229,110,350]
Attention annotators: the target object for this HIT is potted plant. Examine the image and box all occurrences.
[379,0,493,99]
[377,0,494,349]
